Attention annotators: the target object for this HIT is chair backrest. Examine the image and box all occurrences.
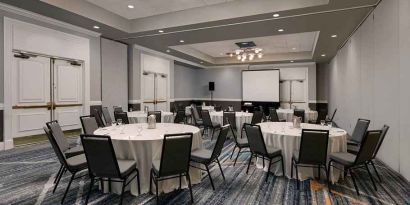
[251,111,264,124]
[80,134,122,179]
[191,106,201,121]
[159,133,193,177]
[294,109,305,123]
[46,121,70,152]
[174,110,186,123]
[114,112,129,124]
[80,115,99,134]
[244,124,268,156]
[355,130,382,164]
[113,106,123,114]
[102,107,113,125]
[201,110,213,127]
[297,129,329,165]
[214,105,222,112]
[43,126,68,168]
[148,111,162,123]
[210,125,229,160]
[350,118,371,143]
[329,108,337,122]
[316,109,328,124]
[196,106,203,118]
[93,108,105,127]
[223,111,236,129]
[373,125,389,158]
[269,108,280,122]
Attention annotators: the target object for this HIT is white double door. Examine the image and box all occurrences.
[143,72,168,111]
[11,53,84,138]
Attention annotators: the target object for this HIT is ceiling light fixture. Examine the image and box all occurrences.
[290,60,294,63]
[273,13,280,17]
[128,5,134,9]
[331,34,337,38]
[179,40,185,43]
[166,49,171,53]
[93,25,100,29]
[292,47,296,50]
[321,54,326,57]
[227,47,263,62]
[278,29,284,32]
[158,30,164,33]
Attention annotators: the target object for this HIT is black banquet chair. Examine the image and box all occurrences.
[269,108,285,122]
[347,118,371,153]
[43,126,88,204]
[148,111,162,123]
[293,109,305,123]
[190,125,229,190]
[150,133,194,204]
[80,115,99,135]
[81,134,141,205]
[114,112,130,124]
[174,109,186,124]
[328,130,383,195]
[201,110,221,140]
[241,110,264,138]
[368,125,389,183]
[102,107,113,125]
[113,106,123,114]
[291,129,329,189]
[92,108,105,127]
[244,124,284,182]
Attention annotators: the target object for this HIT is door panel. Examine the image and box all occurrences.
[156,75,168,111]
[143,73,155,111]
[12,55,51,137]
[291,80,305,102]
[53,59,83,130]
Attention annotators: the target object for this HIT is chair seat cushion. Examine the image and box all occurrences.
[190,148,212,163]
[236,137,249,147]
[266,146,281,158]
[347,144,360,154]
[66,154,87,171]
[329,152,356,166]
[118,160,136,177]
[64,145,84,158]
[347,139,360,146]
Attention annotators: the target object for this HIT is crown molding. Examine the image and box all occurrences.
[0,2,101,37]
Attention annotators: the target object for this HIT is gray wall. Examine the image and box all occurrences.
[101,38,128,114]
[326,0,410,180]
[316,64,328,102]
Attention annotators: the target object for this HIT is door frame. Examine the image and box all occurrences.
[3,18,91,150]
[141,70,169,111]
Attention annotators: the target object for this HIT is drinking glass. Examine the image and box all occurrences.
[327,121,332,129]
[320,120,326,126]
[117,119,123,125]
[136,126,143,136]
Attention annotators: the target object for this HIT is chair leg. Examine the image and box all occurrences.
[53,167,64,193]
[155,178,159,205]
[136,169,141,195]
[295,164,300,190]
[318,165,321,180]
[61,172,76,204]
[179,173,182,189]
[216,158,225,181]
[262,157,265,168]
[291,159,294,178]
[370,160,382,183]
[246,154,253,174]
[365,163,377,191]
[266,159,272,182]
[149,170,153,195]
[280,156,285,176]
[230,146,236,159]
[85,177,94,205]
[349,169,360,196]
[211,128,215,140]
[327,161,332,192]
[205,165,215,190]
[186,173,194,203]
[119,181,126,205]
[234,148,241,166]
[54,165,63,184]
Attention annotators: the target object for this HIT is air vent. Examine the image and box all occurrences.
[235,41,256,48]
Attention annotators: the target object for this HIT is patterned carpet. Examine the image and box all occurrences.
[0,135,409,205]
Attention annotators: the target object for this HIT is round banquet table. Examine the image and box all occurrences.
[256,122,347,183]
[127,111,174,123]
[93,123,202,195]
[209,111,253,136]
[276,109,318,122]
[185,105,214,115]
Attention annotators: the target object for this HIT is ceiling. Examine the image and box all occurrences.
[86,0,237,20]
[0,0,381,67]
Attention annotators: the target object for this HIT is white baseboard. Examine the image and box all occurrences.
[174,98,242,102]
[0,103,4,110]
[0,140,14,151]
[89,101,102,106]
[129,99,142,104]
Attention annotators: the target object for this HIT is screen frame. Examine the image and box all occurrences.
[241,68,280,102]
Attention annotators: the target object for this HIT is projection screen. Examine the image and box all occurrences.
[242,69,280,102]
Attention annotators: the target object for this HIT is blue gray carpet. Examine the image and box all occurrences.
[0,136,409,205]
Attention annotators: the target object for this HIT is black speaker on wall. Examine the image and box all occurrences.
[209,82,215,91]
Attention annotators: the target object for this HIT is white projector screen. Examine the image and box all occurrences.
[242,70,280,102]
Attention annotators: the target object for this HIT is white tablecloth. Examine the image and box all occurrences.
[127,111,174,123]
[277,109,318,122]
[94,123,202,195]
[185,106,214,115]
[256,122,347,183]
[209,111,253,136]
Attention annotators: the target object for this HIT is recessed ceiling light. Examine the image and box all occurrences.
[273,13,280,17]
[158,30,164,33]
[290,60,294,62]
[179,40,185,43]
[93,25,100,29]
[331,34,338,38]
[166,49,171,53]
[278,29,284,32]
[200,61,204,64]
[292,47,296,50]
[128,5,134,9]
[321,54,326,57]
